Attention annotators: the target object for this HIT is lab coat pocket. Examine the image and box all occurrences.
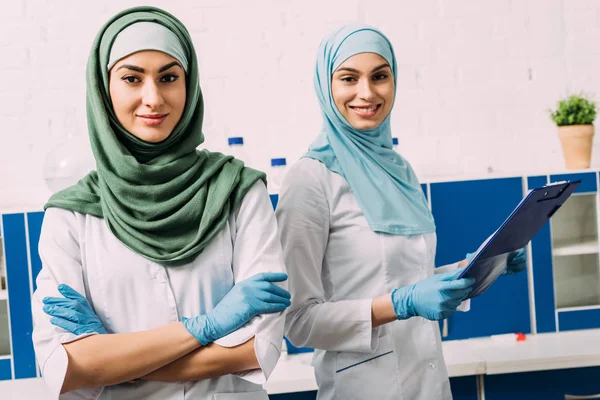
[334,333,399,399]
[213,390,269,400]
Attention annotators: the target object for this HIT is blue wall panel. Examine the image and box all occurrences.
[431,177,531,339]
[26,212,45,292]
[3,214,36,378]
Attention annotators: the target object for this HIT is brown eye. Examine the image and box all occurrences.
[160,74,179,83]
[122,76,140,84]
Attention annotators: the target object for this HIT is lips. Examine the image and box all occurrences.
[137,113,168,126]
[349,104,381,117]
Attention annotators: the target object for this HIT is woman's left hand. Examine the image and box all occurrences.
[504,248,527,275]
[43,284,108,335]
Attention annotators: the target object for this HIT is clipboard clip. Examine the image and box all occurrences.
[539,180,572,202]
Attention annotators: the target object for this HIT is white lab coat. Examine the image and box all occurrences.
[32,181,286,400]
[277,158,460,400]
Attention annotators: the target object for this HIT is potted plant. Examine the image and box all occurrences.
[549,94,597,170]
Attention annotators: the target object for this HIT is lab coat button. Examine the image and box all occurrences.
[428,362,436,369]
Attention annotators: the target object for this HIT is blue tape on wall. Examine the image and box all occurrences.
[26,212,45,292]
[0,358,11,380]
[3,214,37,379]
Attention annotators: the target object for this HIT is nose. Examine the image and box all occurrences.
[357,78,376,101]
[141,81,164,110]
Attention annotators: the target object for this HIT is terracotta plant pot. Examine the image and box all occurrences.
[558,124,594,170]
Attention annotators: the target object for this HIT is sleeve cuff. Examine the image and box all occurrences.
[41,335,104,400]
[213,322,255,348]
[232,334,280,384]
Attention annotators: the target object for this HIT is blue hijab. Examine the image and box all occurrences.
[305,24,435,235]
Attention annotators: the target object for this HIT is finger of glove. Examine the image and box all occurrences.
[250,272,288,283]
[57,284,87,301]
[437,267,467,282]
[442,276,475,290]
[254,291,292,306]
[254,301,289,315]
[50,317,89,335]
[507,249,525,264]
[44,299,86,313]
[466,253,475,263]
[43,305,88,323]
[260,283,291,299]
[444,285,473,300]
[43,297,77,306]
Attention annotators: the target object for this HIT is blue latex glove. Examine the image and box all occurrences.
[466,248,527,275]
[505,248,527,275]
[391,268,475,321]
[183,272,290,345]
[42,284,108,335]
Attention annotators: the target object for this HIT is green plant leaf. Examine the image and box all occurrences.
[549,94,597,126]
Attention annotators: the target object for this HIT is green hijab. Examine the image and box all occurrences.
[44,6,266,265]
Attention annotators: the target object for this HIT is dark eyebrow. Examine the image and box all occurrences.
[117,64,145,73]
[335,63,391,74]
[158,61,183,73]
[116,61,183,74]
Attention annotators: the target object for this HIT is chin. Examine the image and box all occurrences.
[133,128,172,143]
[350,120,382,131]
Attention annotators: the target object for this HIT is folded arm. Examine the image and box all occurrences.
[142,338,259,382]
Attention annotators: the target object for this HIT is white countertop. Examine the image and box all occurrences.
[2,329,600,399]
[265,329,600,394]
[463,328,600,375]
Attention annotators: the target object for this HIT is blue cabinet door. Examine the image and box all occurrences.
[484,367,600,400]
[431,177,531,340]
[533,172,599,333]
[2,213,37,379]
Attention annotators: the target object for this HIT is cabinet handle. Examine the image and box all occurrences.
[565,394,600,399]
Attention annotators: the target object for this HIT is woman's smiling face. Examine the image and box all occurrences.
[331,52,394,130]
[109,50,186,142]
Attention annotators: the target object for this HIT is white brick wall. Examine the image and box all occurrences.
[1,0,600,209]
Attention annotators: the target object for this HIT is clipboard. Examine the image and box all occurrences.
[458,179,582,298]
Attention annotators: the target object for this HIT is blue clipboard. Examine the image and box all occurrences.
[458,179,581,298]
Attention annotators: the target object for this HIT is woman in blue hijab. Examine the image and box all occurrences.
[276,24,525,400]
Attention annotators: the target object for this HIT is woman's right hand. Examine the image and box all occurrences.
[391,268,475,321]
[183,272,290,345]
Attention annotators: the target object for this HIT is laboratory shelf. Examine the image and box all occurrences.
[553,237,599,257]
[557,304,600,313]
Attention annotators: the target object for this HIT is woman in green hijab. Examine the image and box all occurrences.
[31,7,289,399]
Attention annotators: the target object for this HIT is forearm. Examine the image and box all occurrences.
[62,322,200,393]
[371,295,398,328]
[142,337,259,382]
